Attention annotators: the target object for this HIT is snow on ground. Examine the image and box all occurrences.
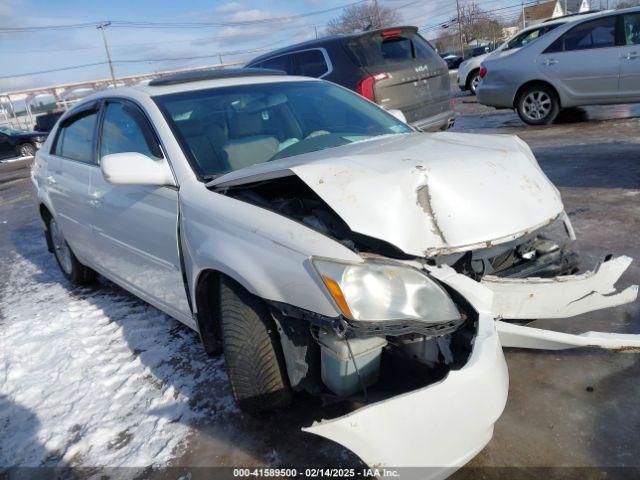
[0,225,236,469]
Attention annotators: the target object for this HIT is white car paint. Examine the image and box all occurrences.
[210,132,564,257]
[31,73,640,476]
[483,255,639,319]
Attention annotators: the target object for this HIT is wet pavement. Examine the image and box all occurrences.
[1,87,639,478]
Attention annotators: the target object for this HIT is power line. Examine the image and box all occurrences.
[0,0,368,33]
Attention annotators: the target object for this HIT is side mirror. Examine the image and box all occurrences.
[386,108,407,124]
[100,152,176,186]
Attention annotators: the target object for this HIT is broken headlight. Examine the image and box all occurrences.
[312,257,461,324]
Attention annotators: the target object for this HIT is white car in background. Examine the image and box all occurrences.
[457,12,602,95]
[32,68,640,477]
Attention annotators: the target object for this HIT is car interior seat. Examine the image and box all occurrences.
[223,111,279,171]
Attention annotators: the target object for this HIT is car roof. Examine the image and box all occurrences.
[246,25,419,66]
[68,72,318,107]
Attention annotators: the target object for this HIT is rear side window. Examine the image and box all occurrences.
[295,50,329,77]
[546,16,617,52]
[346,30,440,67]
[261,54,295,74]
[53,111,98,163]
[99,102,162,159]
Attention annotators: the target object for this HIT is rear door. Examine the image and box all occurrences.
[343,28,451,124]
[538,15,620,103]
[89,98,191,321]
[47,103,100,263]
[619,11,640,101]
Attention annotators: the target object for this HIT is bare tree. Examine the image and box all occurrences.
[325,2,401,35]
[458,2,504,44]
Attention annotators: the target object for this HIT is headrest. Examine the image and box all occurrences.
[178,119,204,137]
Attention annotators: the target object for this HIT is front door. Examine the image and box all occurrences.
[538,15,620,103]
[619,12,640,102]
[89,99,191,321]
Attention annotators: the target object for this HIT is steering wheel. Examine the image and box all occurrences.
[305,130,331,139]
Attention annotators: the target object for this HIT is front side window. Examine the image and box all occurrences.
[54,111,98,163]
[99,101,161,159]
[546,16,617,52]
[154,81,411,179]
[295,50,329,77]
[623,13,640,45]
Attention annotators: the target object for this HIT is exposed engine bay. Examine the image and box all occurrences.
[215,174,582,400]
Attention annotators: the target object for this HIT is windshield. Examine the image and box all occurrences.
[504,23,562,50]
[154,80,411,178]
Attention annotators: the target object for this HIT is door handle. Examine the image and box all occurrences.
[543,59,559,66]
[625,51,638,60]
[46,175,56,185]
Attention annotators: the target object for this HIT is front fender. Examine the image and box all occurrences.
[180,182,361,318]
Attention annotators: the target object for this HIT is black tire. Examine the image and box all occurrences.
[220,277,292,413]
[17,143,36,157]
[467,70,480,95]
[516,84,560,126]
[46,215,96,285]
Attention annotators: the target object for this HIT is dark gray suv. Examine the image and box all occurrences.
[246,26,455,131]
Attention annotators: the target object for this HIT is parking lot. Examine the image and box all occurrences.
[1,76,639,478]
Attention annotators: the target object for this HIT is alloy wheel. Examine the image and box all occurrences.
[522,91,552,121]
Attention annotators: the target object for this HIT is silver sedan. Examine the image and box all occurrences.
[476,7,640,125]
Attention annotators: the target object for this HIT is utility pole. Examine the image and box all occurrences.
[521,0,526,29]
[455,0,464,57]
[372,0,382,28]
[219,54,223,64]
[314,25,318,39]
[97,22,116,86]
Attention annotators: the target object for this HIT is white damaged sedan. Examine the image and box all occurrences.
[32,69,639,478]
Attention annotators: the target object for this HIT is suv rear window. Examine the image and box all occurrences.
[345,30,440,67]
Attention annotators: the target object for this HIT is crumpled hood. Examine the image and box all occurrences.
[210,132,564,257]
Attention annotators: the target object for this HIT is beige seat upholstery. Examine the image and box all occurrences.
[179,119,229,173]
[223,111,279,171]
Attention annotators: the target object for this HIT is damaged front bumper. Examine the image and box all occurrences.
[302,256,639,475]
[482,255,639,320]
[304,314,508,479]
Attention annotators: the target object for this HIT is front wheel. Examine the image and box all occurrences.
[18,143,36,157]
[220,277,292,413]
[47,216,96,285]
[516,85,560,125]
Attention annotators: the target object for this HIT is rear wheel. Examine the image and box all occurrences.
[220,277,292,413]
[516,84,560,125]
[468,71,480,95]
[48,216,96,285]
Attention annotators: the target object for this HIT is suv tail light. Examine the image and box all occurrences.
[479,66,487,79]
[356,73,390,102]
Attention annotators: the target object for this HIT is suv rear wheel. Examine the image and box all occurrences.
[47,216,96,285]
[220,277,292,412]
[516,84,560,125]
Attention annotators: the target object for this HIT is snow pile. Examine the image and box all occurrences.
[0,229,236,467]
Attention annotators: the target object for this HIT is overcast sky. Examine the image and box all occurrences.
[0,0,521,93]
